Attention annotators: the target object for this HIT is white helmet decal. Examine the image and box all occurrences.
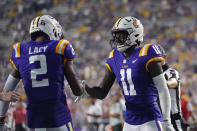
[112,16,144,52]
[29,15,64,40]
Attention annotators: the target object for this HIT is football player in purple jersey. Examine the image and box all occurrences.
[77,16,175,131]
[0,15,84,131]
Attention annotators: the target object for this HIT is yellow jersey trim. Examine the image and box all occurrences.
[145,57,164,72]
[56,40,70,55]
[9,59,18,71]
[108,50,114,58]
[13,43,21,58]
[12,44,15,49]
[105,63,112,72]
[68,122,73,131]
[139,43,152,57]
[158,121,163,131]
[61,41,69,55]
[56,40,63,53]
[16,43,20,57]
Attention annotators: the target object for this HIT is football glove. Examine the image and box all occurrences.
[162,119,175,131]
[74,80,89,103]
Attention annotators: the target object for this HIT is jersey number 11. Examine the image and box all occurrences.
[120,68,136,96]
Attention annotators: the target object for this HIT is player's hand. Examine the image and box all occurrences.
[75,80,89,103]
[162,120,175,131]
[0,91,20,102]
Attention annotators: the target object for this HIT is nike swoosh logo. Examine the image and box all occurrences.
[132,59,137,63]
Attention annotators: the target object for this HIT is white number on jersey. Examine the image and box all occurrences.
[152,45,161,54]
[120,68,136,96]
[29,55,49,87]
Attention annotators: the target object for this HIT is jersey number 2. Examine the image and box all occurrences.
[120,68,136,96]
[29,55,49,87]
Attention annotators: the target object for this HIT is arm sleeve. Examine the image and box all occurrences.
[153,73,171,121]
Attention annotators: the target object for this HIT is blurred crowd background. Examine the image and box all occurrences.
[0,0,197,131]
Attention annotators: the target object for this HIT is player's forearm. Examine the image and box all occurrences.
[0,74,20,117]
[85,86,107,99]
[83,67,115,99]
[63,61,83,96]
[153,73,171,121]
[67,76,83,96]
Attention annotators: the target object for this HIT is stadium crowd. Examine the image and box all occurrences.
[0,0,197,130]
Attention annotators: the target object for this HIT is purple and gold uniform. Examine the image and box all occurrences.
[106,44,164,125]
[10,40,75,129]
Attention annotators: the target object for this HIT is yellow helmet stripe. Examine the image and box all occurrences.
[114,17,123,28]
[33,16,40,29]
[32,18,36,29]
[36,16,41,27]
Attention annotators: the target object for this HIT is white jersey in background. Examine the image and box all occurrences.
[162,64,183,131]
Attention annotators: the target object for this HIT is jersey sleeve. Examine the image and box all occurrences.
[55,39,76,61]
[105,50,114,73]
[140,44,164,72]
[10,42,21,71]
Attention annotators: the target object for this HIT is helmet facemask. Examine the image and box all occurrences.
[111,30,131,52]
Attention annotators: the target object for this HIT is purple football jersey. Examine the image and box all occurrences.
[106,44,164,125]
[10,40,75,128]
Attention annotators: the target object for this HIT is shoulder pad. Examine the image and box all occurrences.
[139,43,152,57]
[56,39,70,55]
[139,43,163,57]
